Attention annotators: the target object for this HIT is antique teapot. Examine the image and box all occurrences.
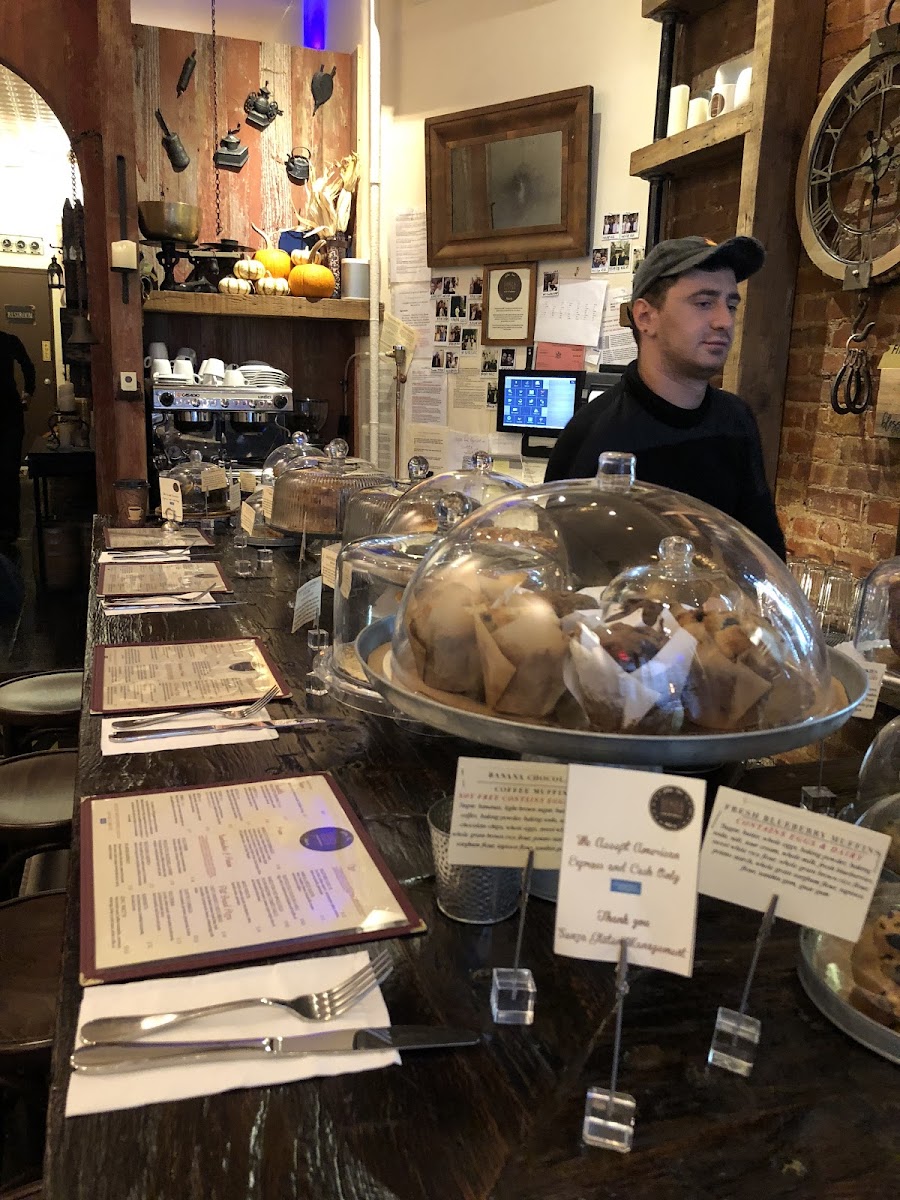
[244,82,283,130]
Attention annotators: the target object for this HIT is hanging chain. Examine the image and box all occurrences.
[68,148,78,204]
[211,0,222,237]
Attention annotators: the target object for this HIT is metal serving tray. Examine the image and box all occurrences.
[356,618,867,769]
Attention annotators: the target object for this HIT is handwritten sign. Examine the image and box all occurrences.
[240,501,256,535]
[448,757,567,868]
[554,765,705,977]
[291,577,323,633]
[877,345,900,437]
[699,788,889,943]
[320,542,341,591]
[200,466,228,493]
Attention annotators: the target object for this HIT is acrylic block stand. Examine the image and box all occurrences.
[799,742,837,816]
[582,941,636,1153]
[491,850,536,1025]
[708,893,777,1077]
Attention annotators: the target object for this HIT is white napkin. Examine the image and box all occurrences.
[100,706,279,755]
[101,593,219,616]
[99,550,191,563]
[66,951,397,1115]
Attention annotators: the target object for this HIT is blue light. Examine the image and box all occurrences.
[303,0,327,50]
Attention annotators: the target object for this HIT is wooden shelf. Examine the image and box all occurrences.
[642,0,729,18]
[142,292,375,322]
[629,103,753,179]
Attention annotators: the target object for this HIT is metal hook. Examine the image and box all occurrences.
[887,0,898,25]
[847,293,875,348]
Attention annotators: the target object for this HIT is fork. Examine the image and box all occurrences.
[78,949,394,1044]
[111,684,280,730]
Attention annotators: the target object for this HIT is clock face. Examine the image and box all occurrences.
[803,50,900,276]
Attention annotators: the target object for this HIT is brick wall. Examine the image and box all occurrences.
[777,0,900,577]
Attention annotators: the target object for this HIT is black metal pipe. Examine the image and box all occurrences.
[652,12,680,141]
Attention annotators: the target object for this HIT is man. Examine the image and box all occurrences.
[545,235,785,559]
[0,329,35,549]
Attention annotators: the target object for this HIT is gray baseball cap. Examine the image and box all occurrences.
[631,235,765,302]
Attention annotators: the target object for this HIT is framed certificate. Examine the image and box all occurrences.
[97,561,231,598]
[482,263,537,345]
[79,773,426,984]
[90,637,289,714]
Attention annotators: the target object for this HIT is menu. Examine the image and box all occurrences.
[98,562,231,597]
[80,773,424,983]
[104,527,213,549]
[90,637,289,714]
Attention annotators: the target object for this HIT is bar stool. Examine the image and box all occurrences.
[0,890,66,1190]
[0,670,83,757]
[0,751,77,863]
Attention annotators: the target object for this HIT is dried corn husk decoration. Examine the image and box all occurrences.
[293,151,359,258]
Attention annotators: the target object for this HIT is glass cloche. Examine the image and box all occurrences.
[341,456,431,545]
[160,450,236,517]
[854,556,900,700]
[263,432,325,478]
[268,438,390,537]
[375,452,857,748]
[241,469,298,545]
[379,451,525,536]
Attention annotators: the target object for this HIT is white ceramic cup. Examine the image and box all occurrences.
[666,84,690,137]
[199,358,225,379]
[710,84,736,118]
[172,359,200,382]
[341,259,370,300]
[734,67,753,107]
[176,347,197,365]
[145,342,168,370]
[223,367,246,386]
[687,97,710,129]
[151,358,174,380]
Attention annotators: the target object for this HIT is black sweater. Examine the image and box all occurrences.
[545,361,786,559]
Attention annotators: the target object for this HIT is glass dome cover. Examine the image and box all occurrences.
[387,452,840,739]
[263,432,325,478]
[341,456,431,545]
[160,450,235,515]
[379,450,525,536]
[268,438,390,536]
[854,556,900,680]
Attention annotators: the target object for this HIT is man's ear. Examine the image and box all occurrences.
[630,297,656,339]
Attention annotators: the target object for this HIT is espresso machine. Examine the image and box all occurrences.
[150,381,293,479]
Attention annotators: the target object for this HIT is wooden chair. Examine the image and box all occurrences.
[0,671,82,758]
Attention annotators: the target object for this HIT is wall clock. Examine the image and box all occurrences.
[796,20,900,286]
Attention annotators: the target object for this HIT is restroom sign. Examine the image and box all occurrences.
[5,305,35,324]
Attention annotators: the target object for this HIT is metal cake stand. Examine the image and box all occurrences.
[356,617,868,769]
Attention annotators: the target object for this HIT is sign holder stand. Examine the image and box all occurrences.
[800,741,838,816]
[491,849,536,1025]
[708,893,778,1076]
[582,940,636,1153]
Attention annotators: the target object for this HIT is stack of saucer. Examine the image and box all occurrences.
[239,363,289,387]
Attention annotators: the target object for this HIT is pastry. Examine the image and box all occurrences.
[850,914,900,1027]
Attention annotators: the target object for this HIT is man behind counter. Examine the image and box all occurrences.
[545,235,786,559]
[0,328,35,550]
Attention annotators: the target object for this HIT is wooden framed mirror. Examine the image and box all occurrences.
[424,86,593,267]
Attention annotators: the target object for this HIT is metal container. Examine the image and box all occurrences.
[138,201,201,243]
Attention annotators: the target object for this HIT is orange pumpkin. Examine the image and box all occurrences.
[288,263,336,299]
[250,222,292,279]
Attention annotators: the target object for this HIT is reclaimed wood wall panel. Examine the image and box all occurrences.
[133,24,356,247]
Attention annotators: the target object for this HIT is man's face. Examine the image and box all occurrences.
[634,266,741,379]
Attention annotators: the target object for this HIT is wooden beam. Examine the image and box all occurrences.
[643,0,730,18]
[143,292,376,323]
[630,103,752,179]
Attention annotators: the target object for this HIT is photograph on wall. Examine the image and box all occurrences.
[468,274,483,296]
[468,299,483,323]
[434,323,448,343]
[442,275,460,295]
[602,212,621,237]
[486,382,499,407]
[445,351,460,372]
[500,347,516,368]
[431,277,444,296]
[431,349,446,369]
[461,327,479,354]
[448,323,462,344]
[632,245,645,271]
[481,348,499,375]
[450,295,467,319]
[435,296,449,319]
[591,246,609,273]
[542,270,560,296]
[609,241,631,271]
[622,211,640,238]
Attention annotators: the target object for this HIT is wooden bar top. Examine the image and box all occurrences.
[44,525,900,1199]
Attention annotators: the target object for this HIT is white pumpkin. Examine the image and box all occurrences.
[234,258,267,282]
[290,248,311,266]
[254,274,291,297]
[218,275,252,296]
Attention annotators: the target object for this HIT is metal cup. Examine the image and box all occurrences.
[427,798,520,924]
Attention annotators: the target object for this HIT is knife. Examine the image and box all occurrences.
[109,718,334,741]
[71,1026,482,1073]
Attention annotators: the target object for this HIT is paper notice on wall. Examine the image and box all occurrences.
[407,426,448,472]
[534,277,607,346]
[407,361,447,425]
[598,285,637,365]
[451,373,490,411]
[876,346,900,437]
[390,209,429,283]
[390,283,433,336]
[379,311,419,361]
[534,342,586,371]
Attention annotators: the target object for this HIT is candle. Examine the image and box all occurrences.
[666,85,690,137]
[687,97,710,129]
[734,67,753,107]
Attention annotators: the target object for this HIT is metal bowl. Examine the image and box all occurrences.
[138,201,201,243]
[357,617,868,768]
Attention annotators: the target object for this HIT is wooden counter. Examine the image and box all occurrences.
[44,527,900,1198]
